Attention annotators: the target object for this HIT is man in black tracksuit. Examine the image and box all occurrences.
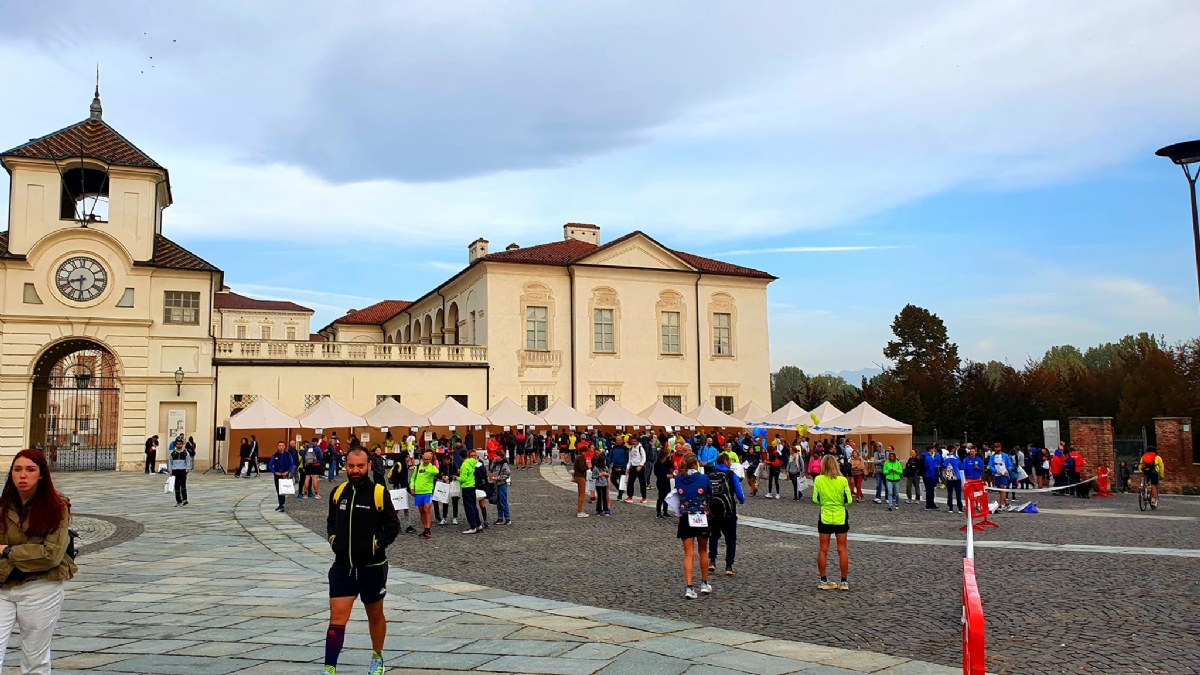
[324,448,401,675]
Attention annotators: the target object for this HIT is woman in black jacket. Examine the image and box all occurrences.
[903,449,923,504]
[654,449,675,518]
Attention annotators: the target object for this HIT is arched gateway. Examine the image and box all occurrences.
[28,339,120,471]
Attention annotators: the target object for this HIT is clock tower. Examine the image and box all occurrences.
[0,90,222,471]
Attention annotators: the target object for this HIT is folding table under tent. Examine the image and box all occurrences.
[639,400,699,431]
[484,397,546,429]
[588,399,651,429]
[538,398,597,430]
[733,401,771,425]
[819,402,914,455]
[685,401,747,429]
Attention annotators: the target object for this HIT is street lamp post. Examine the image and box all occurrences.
[1155,140,1200,310]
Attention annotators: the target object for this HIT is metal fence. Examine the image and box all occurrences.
[1114,428,1147,468]
[42,445,118,471]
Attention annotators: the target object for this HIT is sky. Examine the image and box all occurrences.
[2,1,1199,374]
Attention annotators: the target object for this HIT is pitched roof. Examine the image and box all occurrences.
[0,231,11,258]
[138,234,221,272]
[479,230,775,280]
[1,118,162,170]
[213,291,312,313]
[333,300,412,325]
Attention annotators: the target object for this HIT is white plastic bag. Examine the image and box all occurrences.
[664,491,680,516]
[432,481,451,504]
[164,476,175,494]
[619,475,628,492]
[277,478,296,495]
[448,481,462,499]
[390,488,408,510]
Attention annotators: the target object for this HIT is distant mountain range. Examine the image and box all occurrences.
[823,367,883,385]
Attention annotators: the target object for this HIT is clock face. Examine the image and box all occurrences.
[55,256,108,302]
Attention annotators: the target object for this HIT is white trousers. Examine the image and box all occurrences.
[0,580,65,675]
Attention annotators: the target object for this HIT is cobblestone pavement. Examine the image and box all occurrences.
[285,465,1200,675]
[23,472,960,675]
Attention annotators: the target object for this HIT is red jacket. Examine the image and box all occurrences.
[1069,451,1085,472]
[1050,455,1064,475]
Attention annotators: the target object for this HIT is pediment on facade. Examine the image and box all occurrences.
[576,234,695,272]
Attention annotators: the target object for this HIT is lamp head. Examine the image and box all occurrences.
[174,367,184,385]
[1156,140,1200,166]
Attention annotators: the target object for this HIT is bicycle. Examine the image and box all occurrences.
[1136,473,1151,512]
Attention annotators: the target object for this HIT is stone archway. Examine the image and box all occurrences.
[29,339,120,471]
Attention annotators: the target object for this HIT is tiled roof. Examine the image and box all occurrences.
[334,300,412,325]
[0,231,10,258]
[479,231,774,279]
[1,119,162,169]
[139,234,221,272]
[214,291,312,313]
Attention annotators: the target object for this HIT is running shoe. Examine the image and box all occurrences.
[323,665,336,675]
[684,586,698,599]
[452,518,458,525]
[725,567,735,576]
[817,580,838,590]
[439,519,447,526]
[707,564,716,572]
[774,494,780,500]
[640,498,647,503]
[838,581,850,591]
[462,528,477,534]
[420,531,432,539]
[405,526,416,533]
[577,512,589,518]
[699,582,713,595]
[623,497,633,503]
[368,652,384,675]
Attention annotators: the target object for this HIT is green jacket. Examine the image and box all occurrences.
[457,457,477,489]
[410,462,439,495]
[812,474,852,526]
[883,459,903,481]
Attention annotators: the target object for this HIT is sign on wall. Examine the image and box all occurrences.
[167,409,187,440]
[1042,420,1061,450]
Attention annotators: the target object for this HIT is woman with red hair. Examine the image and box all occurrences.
[0,449,76,673]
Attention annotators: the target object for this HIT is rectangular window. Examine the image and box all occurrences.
[715,396,735,414]
[663,395,682,412]
[525,306,548,350]
[230,394,258,416]
[163,291,201,325]
[304,394,329,410]
[660,311,681,354]
[236,325,247,339]
[286,326,297,341]
[376,394,402,405]
[713,312,732,356]
[261,326,272,340]
[448,394,469,408]
[527,395,548,413]
[593,309,614,353]
[595,394,615,409]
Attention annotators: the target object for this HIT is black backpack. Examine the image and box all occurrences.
[706,468,736,519]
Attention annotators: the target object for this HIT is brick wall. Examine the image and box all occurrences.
[1068,417,1113,479]
[1152,417,1200,494]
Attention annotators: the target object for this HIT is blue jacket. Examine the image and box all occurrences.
[711,464,745,504]
[674,471,712,514]
[962,456,984,480]
[267,450,294,475]
[698,444,718,466]
[922,452,942,479]
[942,455,964,481]
[610,443,629,469]
[990,452,1012,476]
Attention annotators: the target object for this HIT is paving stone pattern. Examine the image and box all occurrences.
[284,464,1200,675]
[30,473,963,675]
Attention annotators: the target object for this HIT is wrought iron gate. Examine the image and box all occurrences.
[32,348,119,471]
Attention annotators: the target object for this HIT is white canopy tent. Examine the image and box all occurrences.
[685,401,747,429]
[639,401,696,429]
[589,400,652,427]
[809,401,844,425]
[424,397,490,428]
[361,397,429,429]
[820,402,913,454]
[297,397,367,429]
[757,401,809,427]
[484,397,545,428]
[733,401,771,424]
[227,398,300,430]
[539,398,596,428]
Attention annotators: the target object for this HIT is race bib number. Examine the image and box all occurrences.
[687,513,708,528]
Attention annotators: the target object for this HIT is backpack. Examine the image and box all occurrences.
[706,468,736,519]
[941,463,958,483]
[304,447,318,466]
[332,482,386,510]
[1063,456,1075,472]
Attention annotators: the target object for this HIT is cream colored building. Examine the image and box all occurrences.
[320,224,776,418]
[0,94,772,472]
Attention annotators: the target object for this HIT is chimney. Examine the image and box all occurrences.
[563,223,600,245]
[505,243,520,251]
[468,238,490,263]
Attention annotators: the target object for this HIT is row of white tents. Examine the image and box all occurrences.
[227,395,911,451]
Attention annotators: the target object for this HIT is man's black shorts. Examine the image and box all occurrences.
[329,563,388,604]
[305,464,322,476]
